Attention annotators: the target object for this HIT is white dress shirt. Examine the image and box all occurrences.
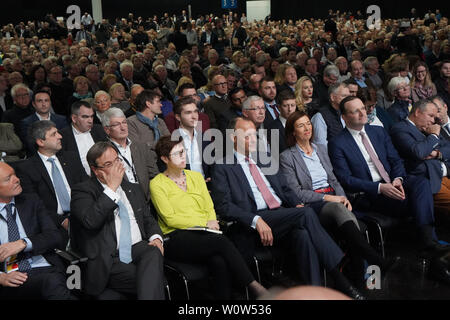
[234,151,282,229]
[178,128,204,177]
[346,127,383,183]
[0,93,6,112]
[101,182,162,248]
[72,125,95,175]
[36,112,50,121]
[111,139,137,183]
[37,152,71,215]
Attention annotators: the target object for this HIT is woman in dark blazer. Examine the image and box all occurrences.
[279,111,393,279]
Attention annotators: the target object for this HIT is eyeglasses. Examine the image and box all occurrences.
[396,85,409,92]
[246,107,266,111]
[169,149,185,158]
[96,157,122,169]
[108,120,128,128]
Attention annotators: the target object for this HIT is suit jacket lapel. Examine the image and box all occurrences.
[14,197,32,238]
[290,146,312,185]
[32,155,56,195]
[229,157,256,204]
[344,128,372,178]
[57,153,73,186]
[365,125,391,174]
[121,181,145,238]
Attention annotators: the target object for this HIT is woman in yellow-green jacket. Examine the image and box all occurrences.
[150,136,267,299]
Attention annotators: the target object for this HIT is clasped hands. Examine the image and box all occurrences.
[380,178,405,201]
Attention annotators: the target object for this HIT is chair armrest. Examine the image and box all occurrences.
[55,248,87,265]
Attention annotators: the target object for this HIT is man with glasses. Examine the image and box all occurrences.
[103,107,158,201]
[2,84,34,138]
[70,141,165,300]
[15,120,88,248]
[311,83,350,149]
[304,57,319,83]
[203,74,231,129]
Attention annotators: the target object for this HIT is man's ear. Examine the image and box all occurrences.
[175,113,181,122]
[35,138,45,148]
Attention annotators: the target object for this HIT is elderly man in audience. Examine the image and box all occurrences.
[390,98,450,216]
[60,100,108,175]
[2,83,34,138]
[15,120,88,247]
[0,162,73,300]
[103,107,158,200]
[93,90,112,124]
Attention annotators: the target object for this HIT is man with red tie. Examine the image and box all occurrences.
[211,117,365,300]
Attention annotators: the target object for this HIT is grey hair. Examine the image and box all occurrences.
[363,56,378,69]
[94,90,110,101]
[119,60,134,72]
[11,83,31,98]
[323,65,340,78]
[242,95,263,110]
[29,120,56,147]
[387,76,408,96]
[430,95,445,106]
[328,82,346,97]
[101,107,126,127]
[410,98,436,115]
[87,141,116,168]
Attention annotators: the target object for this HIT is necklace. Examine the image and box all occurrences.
[166,170,186,189]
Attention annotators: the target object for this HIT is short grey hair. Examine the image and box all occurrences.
[119,61,133,72]
[11,83,31,98]
[29,120,56,147]
[328,82,346,97]
[87,141,116,168]
[363,56,378,69]
[387,76,408,96]
[242,95,263,110]
[101,107,126,127]
[410,98,436,115]
[323,65,340,78]
[94,90,110,101]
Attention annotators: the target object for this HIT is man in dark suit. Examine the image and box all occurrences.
[19,90,68,155]
[0,162,72,300]
[268,90,297,154]
[16,120,88,247]
[210,117,364,299]
[433,95,450,141]
[390,99,450,215]
[102,107,157,201]
[328,96,446,255]
[203,74,231,129]
[0,73,14,120]
[258,77,279,129]
[70,141,165,299]
[60,101,108,176]
[217,87,246,135]
[231,18,247,49]
[1,84,34,138]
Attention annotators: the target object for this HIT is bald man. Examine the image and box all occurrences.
[0,162,72,300]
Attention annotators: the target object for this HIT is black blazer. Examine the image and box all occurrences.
[60,124,108,170]
[267,118,287,154]
[16,151,88,228]
[9,193,65,270]
[210,154,301,227]
[70,177,163,296]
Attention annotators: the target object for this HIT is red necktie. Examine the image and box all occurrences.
[269,104,279,118]
[246,157,281,209]
[360,131,391,183]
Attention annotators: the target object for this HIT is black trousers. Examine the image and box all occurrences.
[229,207,344,286]
[107,240,165,300]
[0,266,72,300]
[165,230,255,299]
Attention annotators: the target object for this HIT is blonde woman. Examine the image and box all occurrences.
[294,76,320,117]
[109,83,131,112]
[175,76,195,96]
[101,73,117,92]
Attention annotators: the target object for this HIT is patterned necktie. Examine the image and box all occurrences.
[268,104,279,118]
[5,203,32,272]
[118,200,132,264]
[47,158,71,212]
[359,132,391,183]
[245,157,281,209]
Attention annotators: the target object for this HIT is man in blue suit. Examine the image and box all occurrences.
[329,96,446,255]
[211,117,365,299]
[19,90,68,155]
[390,98,450,215]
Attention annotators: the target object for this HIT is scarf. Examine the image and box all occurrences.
[136,112,160,142]
[73,92,93,100]
[414,83,433,100]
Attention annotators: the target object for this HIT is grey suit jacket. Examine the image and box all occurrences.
[279,143,346,204]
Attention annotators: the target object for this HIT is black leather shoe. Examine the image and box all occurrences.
[341,285,367,300]
[429,258,450,286]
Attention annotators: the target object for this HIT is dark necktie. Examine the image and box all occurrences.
[5,203,32,272]
[360,132,391,183]
[245,157,281,209]
[268,104,279,118]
